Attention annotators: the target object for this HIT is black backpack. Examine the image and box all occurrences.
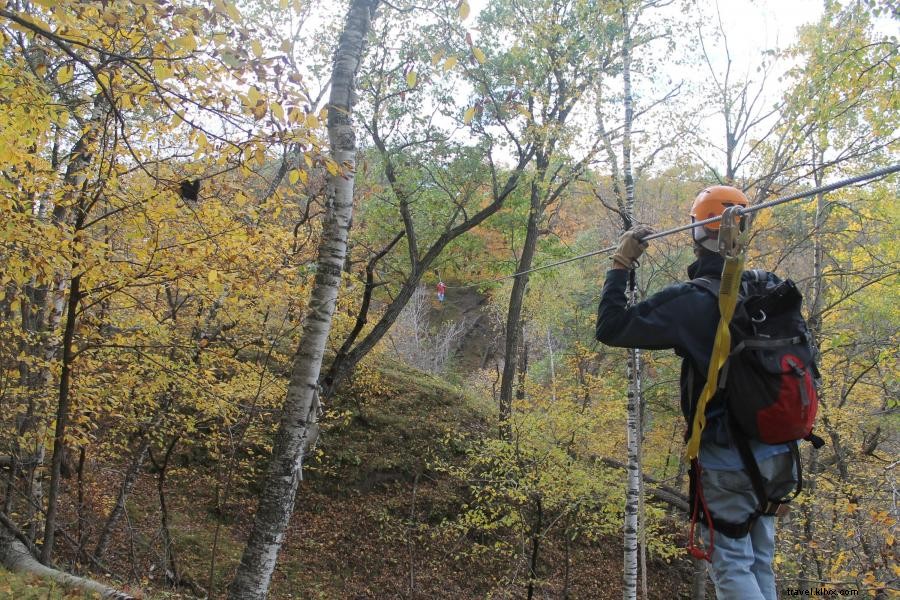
[690,270,824,530]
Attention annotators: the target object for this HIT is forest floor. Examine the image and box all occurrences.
[1,359,707,599]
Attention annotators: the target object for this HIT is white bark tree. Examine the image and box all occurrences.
[619,4,643,598]
[227,1,380,598]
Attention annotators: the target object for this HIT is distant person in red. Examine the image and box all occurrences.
[436,281,446,302]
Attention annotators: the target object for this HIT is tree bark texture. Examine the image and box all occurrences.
[227,2,378,598]
[619,3,643,598]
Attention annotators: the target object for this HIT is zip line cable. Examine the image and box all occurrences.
[447,163,900,289]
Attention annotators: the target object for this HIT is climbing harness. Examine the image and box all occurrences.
[446,164,900,289]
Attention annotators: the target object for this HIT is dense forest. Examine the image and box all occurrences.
[0,0,897,598]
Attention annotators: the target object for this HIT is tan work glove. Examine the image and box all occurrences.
[611,225,654,269]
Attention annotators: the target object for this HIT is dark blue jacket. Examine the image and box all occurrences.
[596,253,729,430]
[596,253,792,468]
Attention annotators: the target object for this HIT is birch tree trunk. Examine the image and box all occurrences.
[227,2,378,597]
[619,2,643,598]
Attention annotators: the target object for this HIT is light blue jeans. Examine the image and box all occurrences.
[698,452,797,600]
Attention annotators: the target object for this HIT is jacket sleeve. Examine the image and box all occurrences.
[595,268,692,350]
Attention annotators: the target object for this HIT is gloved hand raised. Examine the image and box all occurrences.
[611,225,654,269]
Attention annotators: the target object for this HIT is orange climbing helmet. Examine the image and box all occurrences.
[690,185,749,251]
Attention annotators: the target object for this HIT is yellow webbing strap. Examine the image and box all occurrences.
[684,254,745,460]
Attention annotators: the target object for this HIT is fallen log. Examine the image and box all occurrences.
[0,518,133,599]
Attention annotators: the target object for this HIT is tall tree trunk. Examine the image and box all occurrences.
[619,3,643,598]
[41,270,82,564]
[499,174,545,436]
[227,2,378,597]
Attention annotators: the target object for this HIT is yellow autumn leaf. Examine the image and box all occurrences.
[247,86,261,105]
[56,64,73,85]
[325,160,339,176]
[443,56,458,72]
[153,61,173,81]
[458,0,470,20]
[463,106,475,125]
[288,169,300,185]
[251,39,263,58]
[305,114,318,129]
[406,71,417,88]
[271,102,285,120]
[298,169,308,184]
[431,50,444,66]
[208,270,218,284]
[473,47,486,64]
[174,34,197,52]
[223,1,242,22]
[280,0,289,9]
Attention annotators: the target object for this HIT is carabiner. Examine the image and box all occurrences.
[718,205,750,258]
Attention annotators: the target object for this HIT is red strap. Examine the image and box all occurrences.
[687,459,715,562]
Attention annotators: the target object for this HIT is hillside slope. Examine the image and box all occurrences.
[2,359,703,599]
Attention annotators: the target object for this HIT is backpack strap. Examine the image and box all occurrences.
[685,256,745,462]
[688,276,720,297]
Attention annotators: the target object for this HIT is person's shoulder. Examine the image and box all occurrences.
[644,280,707,308]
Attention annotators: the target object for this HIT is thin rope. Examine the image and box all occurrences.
[447,163,900,289]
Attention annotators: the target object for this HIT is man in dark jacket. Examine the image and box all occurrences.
[595,186,796,600]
